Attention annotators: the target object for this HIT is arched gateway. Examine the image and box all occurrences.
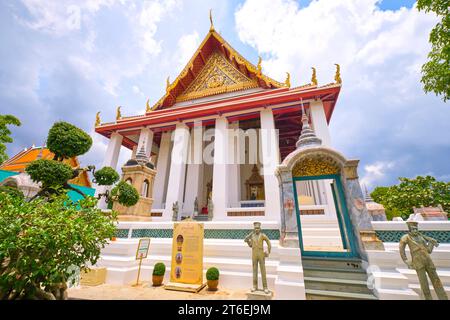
[276,107,379,259]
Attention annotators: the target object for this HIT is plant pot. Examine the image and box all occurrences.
[111,237,116,241]
[152,275,164,286]
[207,279,218,291]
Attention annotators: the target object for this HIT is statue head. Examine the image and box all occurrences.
[254,222,261,234]
[407,221,419,235]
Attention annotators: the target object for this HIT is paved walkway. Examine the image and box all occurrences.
[68,283,248,300]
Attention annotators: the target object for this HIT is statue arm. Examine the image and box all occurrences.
[263,235,271,254]
[244,233,253,247]
[399,236,410,265]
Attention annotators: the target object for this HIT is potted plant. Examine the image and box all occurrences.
[152,262,166,286]
[206,267,219,291]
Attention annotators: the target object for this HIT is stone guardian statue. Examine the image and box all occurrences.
[172,201,179,222]
[399,221,448,300]
[244,222,272,294]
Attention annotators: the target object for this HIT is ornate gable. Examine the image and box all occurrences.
[177,51,258,102]
[149,28,286,111]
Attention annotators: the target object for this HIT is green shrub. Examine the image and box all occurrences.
[206,267,219,280]
[94,166,120,186]
[0,193,117,299]
[0,186,24,199]
[26,159,73,188]
[110,181,139,207]
[47,122,92,160]
[153,262,166,276]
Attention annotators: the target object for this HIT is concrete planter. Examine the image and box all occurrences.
[207,279,218,291]
[152,275,164,286]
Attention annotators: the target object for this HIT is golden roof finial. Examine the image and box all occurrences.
[311,67,318,86]
[334,63,342,84]
[116,106,122,120]
[146,98,151,112]
[285,72,291,88]
[256,56,262,76]
[166,76,171,92]
[209,9,214,31]
[95,111,101,127]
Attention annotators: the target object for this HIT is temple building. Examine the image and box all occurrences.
[94,19,341,224]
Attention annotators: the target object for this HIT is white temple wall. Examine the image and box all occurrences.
[309,100,332,146]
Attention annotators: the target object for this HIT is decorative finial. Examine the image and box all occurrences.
[166,76,170,92]
[285,72,291,88]
[334,63,342,84]
[256,56,262,76]
[146,98,151,113]
[36,142,45,160]
[311,67,318,86]
[136,139,148,165]
[95,111,101,127]
[296,98,322,149]
[209,9,214,31]
[116,106,122,120]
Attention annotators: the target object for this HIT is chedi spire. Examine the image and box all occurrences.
[295,99,322,149]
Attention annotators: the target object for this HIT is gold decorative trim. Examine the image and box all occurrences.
[176,51,259,102]
[292,156,340,177]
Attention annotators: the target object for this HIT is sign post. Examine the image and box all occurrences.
[133,238,151,287]
[164,219,205,293]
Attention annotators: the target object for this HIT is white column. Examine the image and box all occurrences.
[212,116,229,220]
[228,121,240,207]
[260,109,281,221]
[163,123,190,220]
[131,145,137,159]
[309,100,332,146]
[137,127,154,158]
[153,131,171,209]
[96,132,123,209]
[183,125,203,215]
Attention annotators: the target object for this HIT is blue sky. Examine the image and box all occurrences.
[0,0,449,190]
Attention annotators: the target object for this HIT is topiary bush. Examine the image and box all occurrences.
[26,159,73,188]
[110,181,139,207]
[94,166,120,186]
[153,262,166,276]
[206,267,219,281]
[47,121,92,160]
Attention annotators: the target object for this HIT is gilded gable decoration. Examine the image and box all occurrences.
[292,156,340,177]
[176,51,258,102]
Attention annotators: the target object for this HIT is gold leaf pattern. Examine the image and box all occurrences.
[176,51,257,102]
[292,157,340,177]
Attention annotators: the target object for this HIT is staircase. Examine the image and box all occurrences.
[302,256,378,300]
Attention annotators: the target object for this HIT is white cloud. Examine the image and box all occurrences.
[176,31,200,68]
[18,0,115,36]
[132,85,144,96]
[360,161,396,189]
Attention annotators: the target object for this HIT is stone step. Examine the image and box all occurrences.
[302,257,363,270]
[305,288,378,300]
[303,266,368,281]
[304,276,373,295]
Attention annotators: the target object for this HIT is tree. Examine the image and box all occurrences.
[25,121,139,207]
[0,114,21,164]
[417,0,450,102]
[371,175,450,220]
[0,193,117,300]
